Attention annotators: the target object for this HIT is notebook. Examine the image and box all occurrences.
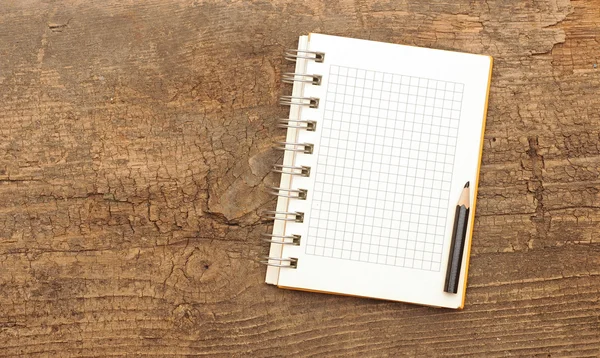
[264,33,492,309]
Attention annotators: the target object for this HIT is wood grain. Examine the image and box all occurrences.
[0,0,599,356]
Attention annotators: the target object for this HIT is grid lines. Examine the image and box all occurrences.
[305,65,464,272]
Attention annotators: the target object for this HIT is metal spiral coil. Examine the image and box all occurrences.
[268,187,308,200]
[282,73,322,86]
[261,233,301,246]
[272,164,311,177]
[284,49,325,63]
[261,47,325,265]
[261,210,304,223]
[260,256,298,268]
[279,96,319,108]
[277,119,317,131]
[273,141,314,154]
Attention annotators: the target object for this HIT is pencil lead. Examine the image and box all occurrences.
[464,181,470,188]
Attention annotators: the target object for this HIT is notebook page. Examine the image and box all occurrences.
[279,34,492,308]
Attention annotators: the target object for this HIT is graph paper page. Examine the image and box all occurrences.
[278,34,492,308]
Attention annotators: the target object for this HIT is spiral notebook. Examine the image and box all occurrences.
[264,33,492,309]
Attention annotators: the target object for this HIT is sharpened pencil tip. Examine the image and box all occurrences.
[464,181,470,188]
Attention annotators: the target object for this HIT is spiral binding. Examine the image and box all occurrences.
[261,233,301,246]
[269,187,308,200]
[282,73,322,86]
[260,256,298,268]
[261,210,304,223]
[263,47,327,271]
[284,49,325,63]
[273,141,314,154]
[272,164,311,177]
[279,96,319,108]
[277,119,317,131]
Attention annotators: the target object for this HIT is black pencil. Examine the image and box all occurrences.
[444,181,471,294]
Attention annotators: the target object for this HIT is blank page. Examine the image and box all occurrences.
[276,34,492,308]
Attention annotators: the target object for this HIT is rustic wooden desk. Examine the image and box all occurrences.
[1,0,598,356]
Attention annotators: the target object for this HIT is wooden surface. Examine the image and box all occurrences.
[1,0,599,356]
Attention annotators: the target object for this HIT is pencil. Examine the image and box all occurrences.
[444,181,471,294]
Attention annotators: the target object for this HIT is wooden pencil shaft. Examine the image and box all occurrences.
[444,205,470,294]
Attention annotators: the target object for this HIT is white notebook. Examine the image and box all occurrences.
[264,33,492,309]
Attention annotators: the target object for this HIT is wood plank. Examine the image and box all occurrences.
[0,241,598,356]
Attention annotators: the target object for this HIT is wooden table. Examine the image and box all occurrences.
[1,1,599,356]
